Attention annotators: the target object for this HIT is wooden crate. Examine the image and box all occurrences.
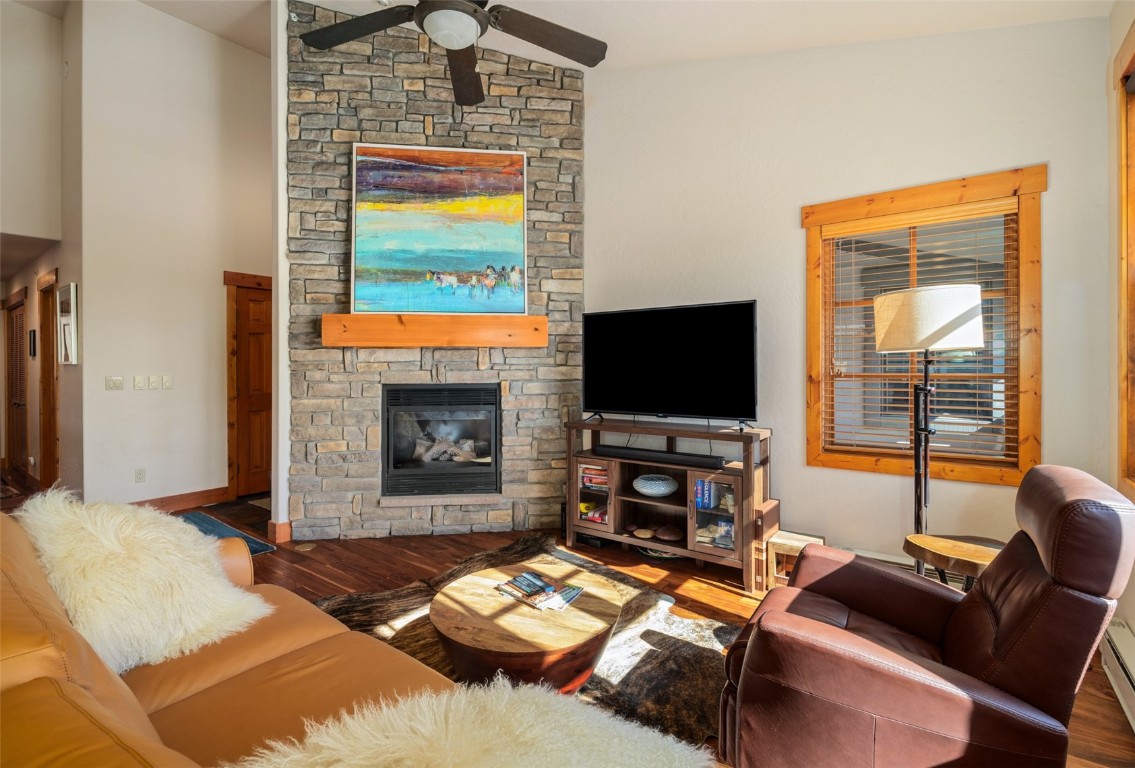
[766,531,826,587]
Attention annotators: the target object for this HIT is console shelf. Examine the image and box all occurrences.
[565,418,780,593]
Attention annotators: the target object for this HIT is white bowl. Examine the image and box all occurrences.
[632,474,679,497]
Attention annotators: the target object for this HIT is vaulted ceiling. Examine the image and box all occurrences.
[18,1,1112,67]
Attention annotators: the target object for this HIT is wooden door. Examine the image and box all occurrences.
[5,296,28,483]
[38,273,58,488]
[226,273,272,497]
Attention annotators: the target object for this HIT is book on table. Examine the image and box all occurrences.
[497,571,585,611]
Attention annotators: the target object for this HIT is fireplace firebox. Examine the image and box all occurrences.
[382,384,501,496]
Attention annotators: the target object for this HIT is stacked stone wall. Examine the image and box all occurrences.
[286,2,583,540]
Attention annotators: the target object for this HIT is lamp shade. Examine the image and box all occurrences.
[873,284,985,353]
[422,9,481,50]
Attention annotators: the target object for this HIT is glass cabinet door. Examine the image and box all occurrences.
[687,472,741,557]
[573,460,613,532]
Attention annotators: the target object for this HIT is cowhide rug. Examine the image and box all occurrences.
[316,533,742,746]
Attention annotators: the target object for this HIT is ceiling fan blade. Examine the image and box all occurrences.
[488,5,607,67]
[447,46,485,106]
[300,5,416,50]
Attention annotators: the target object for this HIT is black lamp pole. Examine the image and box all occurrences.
[912,349,935,576]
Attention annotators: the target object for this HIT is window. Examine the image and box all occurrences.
[804,166,1046,486]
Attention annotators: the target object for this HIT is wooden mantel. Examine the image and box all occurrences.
[321,313,549,349]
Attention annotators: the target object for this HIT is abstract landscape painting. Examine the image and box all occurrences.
[351,144,527,314]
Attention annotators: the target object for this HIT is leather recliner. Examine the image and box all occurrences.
[719,465,1135,767]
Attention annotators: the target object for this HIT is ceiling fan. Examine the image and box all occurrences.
[300,1,607,107]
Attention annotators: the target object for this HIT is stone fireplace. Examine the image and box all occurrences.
[285,3,585,541]
[383,384,501,496]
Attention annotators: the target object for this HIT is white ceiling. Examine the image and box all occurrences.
[3,0,1112,280]
[314,0,1113,71]
[18,1,1112,67]
[139,0,271,54]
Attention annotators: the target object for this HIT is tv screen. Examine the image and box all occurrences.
[582,300,757,422]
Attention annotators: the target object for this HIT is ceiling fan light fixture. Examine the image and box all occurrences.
[422,9,480,50]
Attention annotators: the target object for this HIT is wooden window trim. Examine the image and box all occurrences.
[1121,87,1135,500]
[801,166,1047,228]
[1118,22,1135,503]
[805,165,1046,487]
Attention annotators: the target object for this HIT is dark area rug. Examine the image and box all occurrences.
[316,533,741,745]
[179,511,275,555]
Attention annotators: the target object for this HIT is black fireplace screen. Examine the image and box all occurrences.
[382,384,501,496]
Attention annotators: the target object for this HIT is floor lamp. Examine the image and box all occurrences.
[873,284,985,575]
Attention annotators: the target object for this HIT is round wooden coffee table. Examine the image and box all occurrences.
[429,562,623,694]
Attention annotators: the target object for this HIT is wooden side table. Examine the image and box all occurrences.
[903,534,1004,591]
[766,530,826,588]
[429,562,623,694]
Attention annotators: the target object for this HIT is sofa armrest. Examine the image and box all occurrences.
[789,543,963,644]
[217,537,253,587]
[1,677,200,767]
[736,610,1067,760]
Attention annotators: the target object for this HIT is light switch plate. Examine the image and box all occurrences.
[148,375,161,389]
[105,376,124,391]
[162,374,173,389]
[133,376,147,390]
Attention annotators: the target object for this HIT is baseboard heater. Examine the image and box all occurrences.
[1102,619,1135,731]
[846,546,968,590]
[593,444,725,469]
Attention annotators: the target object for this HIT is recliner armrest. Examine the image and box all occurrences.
[216,537,254,587]
[789,543,963,644]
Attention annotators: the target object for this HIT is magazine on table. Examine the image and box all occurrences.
[497,571,585,611]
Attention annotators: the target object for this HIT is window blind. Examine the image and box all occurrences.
[821,212,1019,463]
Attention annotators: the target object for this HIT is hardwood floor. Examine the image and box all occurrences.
[206,498,1135,768]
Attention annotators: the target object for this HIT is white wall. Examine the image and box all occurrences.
[585,18,1111,556]
[57,0,84,491]
[270,0,291,526]
[1,1,62,241]
[79,1,272,501]
[0,2,81,489]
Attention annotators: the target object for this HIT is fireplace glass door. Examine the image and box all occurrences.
[383,384,500,495]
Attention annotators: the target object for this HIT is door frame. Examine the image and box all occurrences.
[37,270,59,489]
[224,271,272,500]
[1117,22,1135,501]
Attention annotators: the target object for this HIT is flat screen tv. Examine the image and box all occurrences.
[582,299,757,422]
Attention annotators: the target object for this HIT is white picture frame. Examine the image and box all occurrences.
[57,282,78,365]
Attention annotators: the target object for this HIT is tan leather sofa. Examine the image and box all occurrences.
[0,514,454,767]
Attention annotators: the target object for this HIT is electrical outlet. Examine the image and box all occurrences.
[134,376,147,390]
[105,376,124,391]
[134,468,146,483]
[148,374,161,389]
[162,374,173,389]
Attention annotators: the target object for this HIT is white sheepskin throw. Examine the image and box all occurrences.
[230,676,714,768]
[14,488,273,674]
